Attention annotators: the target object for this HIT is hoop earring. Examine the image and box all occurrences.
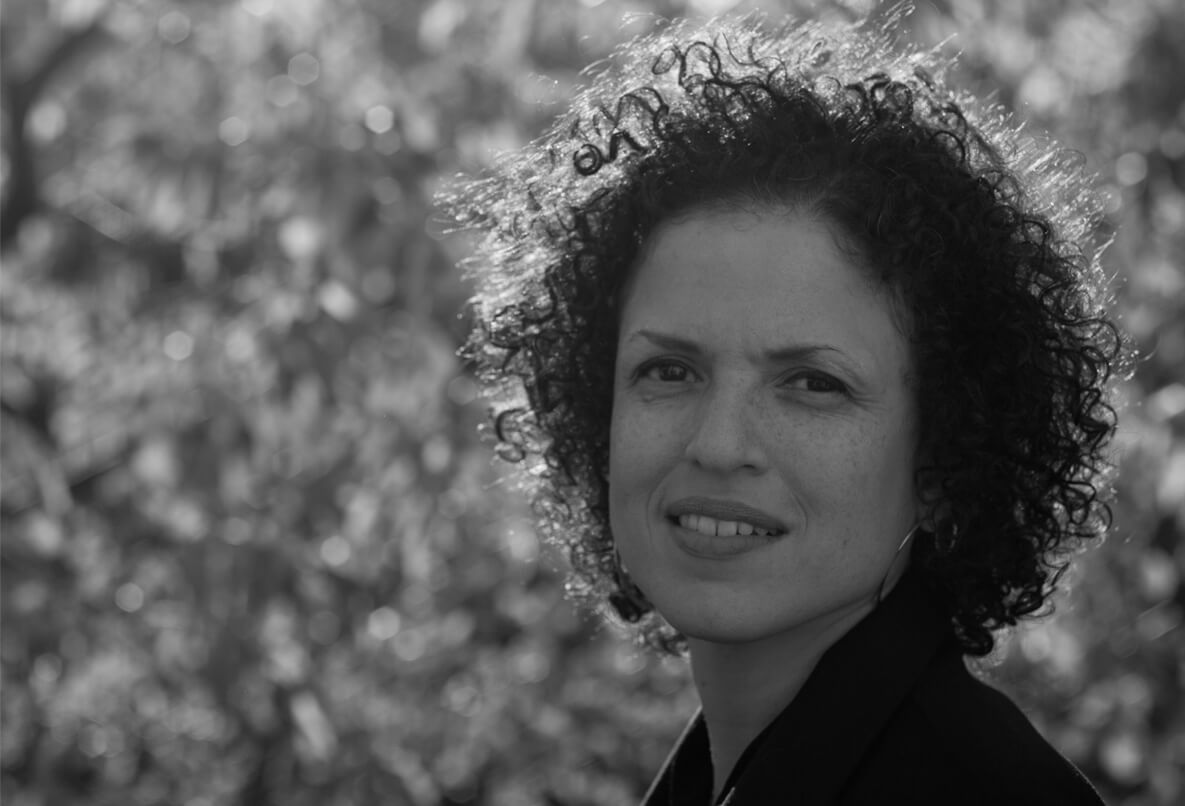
[877,523,919,604]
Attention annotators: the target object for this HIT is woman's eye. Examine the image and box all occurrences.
[785,372,846,394]
[638,360,694,383]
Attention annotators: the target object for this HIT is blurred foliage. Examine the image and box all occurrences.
[0,0,1181,804]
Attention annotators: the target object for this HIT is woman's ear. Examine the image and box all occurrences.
[913,465,948,531]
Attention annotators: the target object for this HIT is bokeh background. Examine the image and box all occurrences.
[1,0,1182,804]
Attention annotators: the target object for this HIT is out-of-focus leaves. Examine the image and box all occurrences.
[0,1,1181,804]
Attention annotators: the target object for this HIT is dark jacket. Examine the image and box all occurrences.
[641,573,1105,805]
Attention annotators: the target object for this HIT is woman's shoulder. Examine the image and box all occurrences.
[842,645,1105,805]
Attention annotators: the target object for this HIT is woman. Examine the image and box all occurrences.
[444,14,1126,805]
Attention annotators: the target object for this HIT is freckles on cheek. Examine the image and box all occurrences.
[612,402,657,451]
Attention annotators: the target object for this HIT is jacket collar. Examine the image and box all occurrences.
[643,572,952,805]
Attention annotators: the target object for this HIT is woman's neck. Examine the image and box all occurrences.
[688,600,874,802]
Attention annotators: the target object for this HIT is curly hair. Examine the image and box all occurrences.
[442,14,1128,657]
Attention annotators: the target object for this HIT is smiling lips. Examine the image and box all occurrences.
[677,514,778,537]
[667,497,786,538]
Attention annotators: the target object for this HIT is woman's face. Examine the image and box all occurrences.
[608,205,920,647]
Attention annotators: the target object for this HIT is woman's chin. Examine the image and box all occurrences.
[658,604,801,648]
[654,590,879,653]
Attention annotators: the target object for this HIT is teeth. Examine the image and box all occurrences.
[677,514,776,537]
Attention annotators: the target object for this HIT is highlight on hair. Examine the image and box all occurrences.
[441,13,1128,656]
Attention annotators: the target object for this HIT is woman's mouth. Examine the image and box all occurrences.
[675,513,779,538]
[664,497,788,559]
[666,496,787,536]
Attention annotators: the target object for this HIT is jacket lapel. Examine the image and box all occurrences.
[641,710,711,805]
[731,574,950,804]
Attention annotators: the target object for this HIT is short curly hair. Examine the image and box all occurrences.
[443,15,1127,657]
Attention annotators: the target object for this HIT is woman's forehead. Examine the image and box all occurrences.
[618,207,913,376]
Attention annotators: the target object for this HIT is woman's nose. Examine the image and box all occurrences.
[683,384,764,473]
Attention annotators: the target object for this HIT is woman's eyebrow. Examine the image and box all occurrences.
[624,329,859,368]
[623,329,704,356]
[763,344,852,365]
[764,345,872,380]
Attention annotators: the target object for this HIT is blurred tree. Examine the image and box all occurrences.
[0,1,1181,805]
